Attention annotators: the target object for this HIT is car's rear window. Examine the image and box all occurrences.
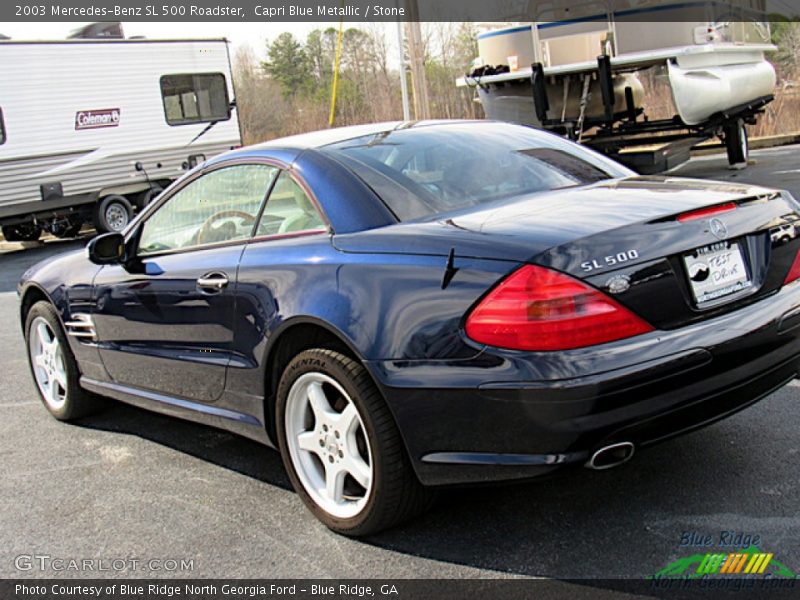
[322,122,629,221]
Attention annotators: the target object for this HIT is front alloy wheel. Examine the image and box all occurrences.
[25,301,100,421]
[276,348,433,536]
[29,316,68,411]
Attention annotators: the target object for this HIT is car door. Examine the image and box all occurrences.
[228,170,332,393]
[92,162,279,403]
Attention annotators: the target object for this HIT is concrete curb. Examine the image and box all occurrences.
[692,134,800,156]
[0,228,93,253]
[0,240,45,253]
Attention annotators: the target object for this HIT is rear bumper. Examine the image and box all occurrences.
[368,282,800,486]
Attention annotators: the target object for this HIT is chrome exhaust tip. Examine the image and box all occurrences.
[586,442,635,470]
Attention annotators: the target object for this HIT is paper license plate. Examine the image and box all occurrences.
[683,241,752,304]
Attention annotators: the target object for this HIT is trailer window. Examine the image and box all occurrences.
[0,108,5,145]
[160,73,230,126]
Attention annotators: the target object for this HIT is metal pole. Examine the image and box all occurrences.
[405,20,430,120]
[396,19,411,121]
[328,18,344,127]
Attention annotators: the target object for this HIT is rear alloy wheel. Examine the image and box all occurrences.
[94,195,133,233]
[2,223,42,242]
[277,349,433,536]
[25,301,100,421]
[286,371,374,519]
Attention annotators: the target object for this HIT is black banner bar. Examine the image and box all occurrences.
[1,0,798,23]
[3,578,800,600]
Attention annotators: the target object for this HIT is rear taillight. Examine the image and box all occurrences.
[465,265,654,351]
[784,249,800,285]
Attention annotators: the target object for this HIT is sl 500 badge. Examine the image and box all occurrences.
[581,249,639,272]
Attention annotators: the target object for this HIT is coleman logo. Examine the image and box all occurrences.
[75,108,120,130]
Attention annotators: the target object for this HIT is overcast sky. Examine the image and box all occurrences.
[1,21,391,59]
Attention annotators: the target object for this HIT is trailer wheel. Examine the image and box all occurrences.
[2,223,42,242]
[94,195,132,233]
[724,120,748,167]
[52,220,83,239]
[135,185,163,210]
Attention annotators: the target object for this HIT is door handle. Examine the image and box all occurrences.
[197,273,229,292]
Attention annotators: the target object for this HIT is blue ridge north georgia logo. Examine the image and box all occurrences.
[652,532,796,580]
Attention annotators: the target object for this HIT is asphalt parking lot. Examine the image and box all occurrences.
[1,145,800,582]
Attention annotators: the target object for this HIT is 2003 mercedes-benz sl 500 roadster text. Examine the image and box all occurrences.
[18,121,800,535]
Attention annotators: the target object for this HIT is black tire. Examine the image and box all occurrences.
[135,185,163,210]
[2,223,42,242]
[276,348,433,536]
[24,301,101,421]
[93,195,133,233]
[724,119,748,166]
[52,219,83,239]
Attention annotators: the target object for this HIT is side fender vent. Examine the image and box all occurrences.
[65,314,97,341]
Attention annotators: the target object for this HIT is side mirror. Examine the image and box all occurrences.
[87,232,125,265]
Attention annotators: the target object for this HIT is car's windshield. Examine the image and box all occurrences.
[322,122,631,221]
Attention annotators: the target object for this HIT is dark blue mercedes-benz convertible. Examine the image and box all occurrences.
[18,121,800,535]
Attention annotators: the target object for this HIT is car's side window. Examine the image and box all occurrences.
[138,164,278,255]
[255,171,327,237]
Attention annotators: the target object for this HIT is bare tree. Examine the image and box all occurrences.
[775,21,800,81]
[235,23,482,140]
[232,44,287,143]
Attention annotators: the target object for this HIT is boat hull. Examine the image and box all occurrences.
[477,73,644,126]
[668,59,776,125]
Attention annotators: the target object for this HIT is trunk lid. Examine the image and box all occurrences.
[487,177,798,330]
[336,176,800,329]
[448,177,780,261]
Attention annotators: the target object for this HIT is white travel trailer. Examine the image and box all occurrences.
[0,37,242,240]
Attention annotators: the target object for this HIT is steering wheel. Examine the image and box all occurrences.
[196,210,256,245]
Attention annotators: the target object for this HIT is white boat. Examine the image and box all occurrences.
[457,1,777,171]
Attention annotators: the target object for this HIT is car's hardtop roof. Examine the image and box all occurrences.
[252,119,489,151]
[207,120,494,167]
